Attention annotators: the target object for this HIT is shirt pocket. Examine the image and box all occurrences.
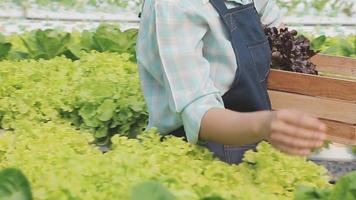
[248,40,272,83]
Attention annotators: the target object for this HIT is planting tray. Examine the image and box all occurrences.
[268,54,356,145]
[309,143,355,181]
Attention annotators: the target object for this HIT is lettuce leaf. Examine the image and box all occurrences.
[295,171,356,200]
[20,29,71,60]
[131,181,176,200]
[0,168,33,200]
[0,34,12,60]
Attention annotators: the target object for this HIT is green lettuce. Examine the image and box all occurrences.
[131,181,176,200]
[0,52,147,144]
[295,171,356,200]
[0,121,331,200]
[0,168,33,200]
[20,29,71,60]
[0,33,12,60]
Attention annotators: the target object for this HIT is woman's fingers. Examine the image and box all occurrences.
[271,120,327,141]
[272,142,311,156]
[276,110,327,132]
[268,110,329,157]
[269,131,324,149]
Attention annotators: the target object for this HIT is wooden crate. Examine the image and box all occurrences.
[268,54,356,145]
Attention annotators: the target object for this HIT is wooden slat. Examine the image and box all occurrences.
[268,69,356,102]
[321,119,356,144]
[327,136,356,145]
[268,90,356,124]
[311,54,356,76]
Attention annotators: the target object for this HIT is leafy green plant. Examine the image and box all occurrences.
[131,181,176,200]
[7,25,354,64]
[76,24,138,61]
[0,0,18,5]
[276,0,355,17]
[61,53,147,144]
[295,186,331,200]
[0,33,12,60]
[311,35,327,52]
[0,0,133,8]
[311,0,329,12]
[239,142,330,196]
[20,29,71,60]
[295,171,356,200]
[0,120,330,200]
[310,35,356,58]
[0,168,33,200]
[5,24,138,61]
[0,52,147,144]
[265,27,318,74]
[33,0,131,8]
[0,44,334,200]
[35,0,78,7]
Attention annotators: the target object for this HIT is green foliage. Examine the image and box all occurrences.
[3,34,29,60]
[0,0,23,5]
[0,28,338,200]
[0,0,133,8]
[74,24,138,62]
[92,25,137,55]
[3,25,355,63]
[239,142,330,196]
[294,186,331,200]
[310,35,356,58]
[329,171,356,200]
[131,181,176,200]
[6,24,138,62]
[0,168,33,200]
[20,29,72,60]
[0,52,147,144]
[1,0,353,16]
[35,0,78,7]
[276,0,355,17]
[33,0,131,8]
[295,171,356,200]
[311,35,326,52]
[0,120,330,200]
[0,33,12,60]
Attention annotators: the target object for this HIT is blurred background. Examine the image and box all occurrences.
[0,0,354,58]
[0,0,355,35]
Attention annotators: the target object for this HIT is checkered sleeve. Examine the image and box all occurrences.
[255,0,283,27]
[154,0,225,143]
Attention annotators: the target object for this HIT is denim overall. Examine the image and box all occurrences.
[171,0,272,164]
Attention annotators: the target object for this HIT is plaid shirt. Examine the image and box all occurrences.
[137,0,282,144]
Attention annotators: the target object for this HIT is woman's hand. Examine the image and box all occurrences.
[266,110,327,156]
[199,108,327,156]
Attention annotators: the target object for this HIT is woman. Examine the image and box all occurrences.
[136,0,327,164]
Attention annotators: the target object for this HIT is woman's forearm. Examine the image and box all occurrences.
[199,108,274,145]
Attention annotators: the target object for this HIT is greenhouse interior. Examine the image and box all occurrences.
[0,0,355,199]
